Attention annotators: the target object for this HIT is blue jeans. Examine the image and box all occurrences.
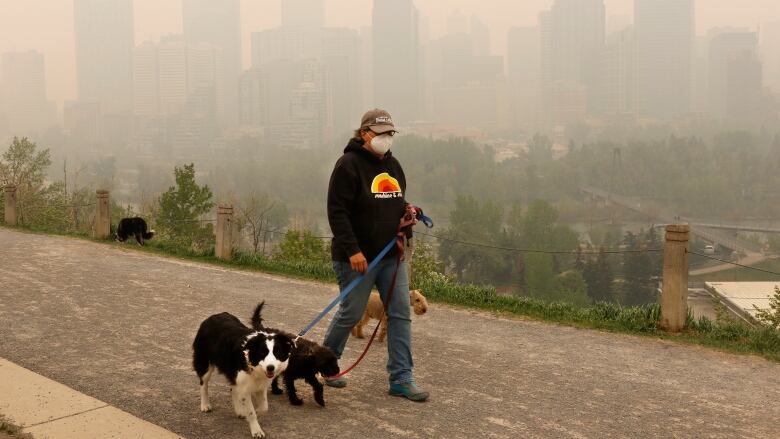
[323,259,414,385]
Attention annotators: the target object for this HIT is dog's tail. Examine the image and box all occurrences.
[143,230,155,240]
[251,301,265,330]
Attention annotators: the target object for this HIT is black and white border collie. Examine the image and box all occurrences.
[115,217,155,245]
[193,310,294,438]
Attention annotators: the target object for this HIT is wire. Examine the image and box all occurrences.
[412,230,662,255]
[688,250,780,277]
[27,202,96,209]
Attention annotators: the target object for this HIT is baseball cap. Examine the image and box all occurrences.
[360,108,397,134]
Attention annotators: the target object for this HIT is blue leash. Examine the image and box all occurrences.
[297,238,398,338]
[296,211,434,339]
[417,212,434,228]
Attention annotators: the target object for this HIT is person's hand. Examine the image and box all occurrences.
[349,252,368,273]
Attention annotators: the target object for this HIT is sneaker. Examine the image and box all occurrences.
[388,381,429,402]
[324,376,347,388]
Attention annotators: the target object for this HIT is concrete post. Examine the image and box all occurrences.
[95,190,110,239]
[4,185,18,226]
[660,224,690,332]
[215,205,234,261]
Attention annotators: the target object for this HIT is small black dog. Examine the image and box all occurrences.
[116,217,155,245]
[251,302,340,407]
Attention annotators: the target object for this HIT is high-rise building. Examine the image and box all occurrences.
[471,16,491,57]
[73,0,134,116]
[182,0,241,129]
[133,35,224,153]
[251,27,322,66]
[282,0,324,29]
[708,30,761,119]
[133,42,159,117]
[247,2,362,145]
[549,0,605,89]
[157,36,188,116]
[725,50,763,122]
[598,27,635,118]
[372,0,421,123]
[507,26,541,129]
[1,51,54,135]
[761,22,780,93]
[323,28,364,137]
[634,0,694,119]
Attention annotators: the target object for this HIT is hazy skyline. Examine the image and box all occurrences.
[1,0,778,107]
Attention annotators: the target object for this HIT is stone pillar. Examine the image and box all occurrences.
[4,185,17,226]
[95,190,110,239]
[215,205,234,261]
[660,224,690,332]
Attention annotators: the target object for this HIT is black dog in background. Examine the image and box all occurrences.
[251,302,340,406]
[116,217,155,245]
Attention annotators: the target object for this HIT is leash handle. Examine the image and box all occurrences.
[297,238,398,338]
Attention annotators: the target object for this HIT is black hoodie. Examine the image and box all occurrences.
[327,137,407,262]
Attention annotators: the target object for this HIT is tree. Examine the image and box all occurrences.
[0,137,52,225]
[275,230,329,264]
[157,164,215,247]
[439,195,506,283]
[528,133,553,164]
[409,239,445,288]
[621,230,658,306]
[754,286,780,330]
[583,247,615,303]
[236,193,289,254]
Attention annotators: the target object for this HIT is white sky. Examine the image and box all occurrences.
[1,0,778,106]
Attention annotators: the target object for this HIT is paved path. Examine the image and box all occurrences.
[1,227,779,439]
[0,358,184,438]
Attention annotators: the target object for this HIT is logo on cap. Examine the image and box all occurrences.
[375,116,392,124]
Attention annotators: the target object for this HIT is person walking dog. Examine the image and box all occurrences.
[322,109,429,402]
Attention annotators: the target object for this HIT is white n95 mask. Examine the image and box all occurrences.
[371,134,394,155]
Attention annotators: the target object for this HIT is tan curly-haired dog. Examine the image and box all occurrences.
[351,290,428,342]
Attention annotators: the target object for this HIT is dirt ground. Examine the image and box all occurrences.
[2,227,780,439]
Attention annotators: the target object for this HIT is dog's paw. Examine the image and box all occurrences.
[200,404,212,413]
[271,387,283,395]
[290,397,304,406]
[315,396,325,407]
[250,423,266,439]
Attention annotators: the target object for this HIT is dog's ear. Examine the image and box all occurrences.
[276,332,295,352]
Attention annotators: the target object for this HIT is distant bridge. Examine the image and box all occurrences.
[580,186,766,255]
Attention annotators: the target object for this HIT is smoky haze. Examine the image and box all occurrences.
[1,0,779,104]
[2,0,780,300]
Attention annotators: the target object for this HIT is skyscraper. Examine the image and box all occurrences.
[708,30,761,119]
[182,0,241,128]
[372,0,421,123]
[507,26,541,128]
[549,0,605,89]
[634,0,694,119]
[133,42,159,117]
[599,27,636,118]
[761,22,780,93]
[1,51,54,135]
[282,0,324,29]
[73,0,134,115]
